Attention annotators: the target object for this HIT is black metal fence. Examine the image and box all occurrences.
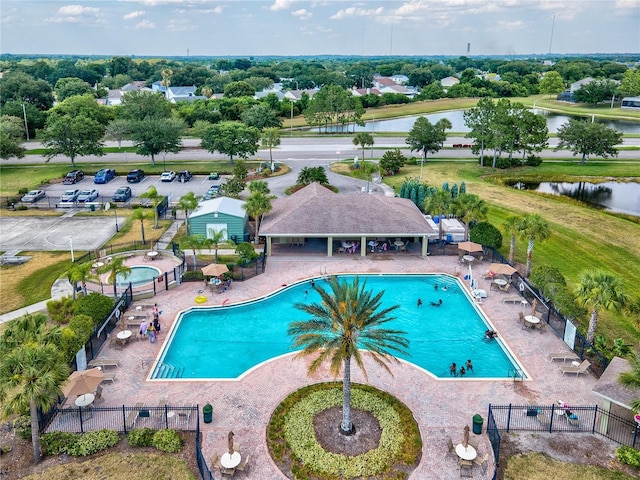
[43,404,199,434]
[485,408,500,480]
[196,431,215,480]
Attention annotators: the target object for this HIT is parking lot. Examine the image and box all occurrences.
[20,172,225,209]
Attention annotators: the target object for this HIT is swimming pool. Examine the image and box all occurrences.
[116,265,161,287]
[152,274,525,380]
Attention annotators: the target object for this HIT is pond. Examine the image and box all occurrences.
[313,110,640,134]
[508,180,640,216]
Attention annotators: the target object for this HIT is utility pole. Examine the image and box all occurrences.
[22,103,29,141]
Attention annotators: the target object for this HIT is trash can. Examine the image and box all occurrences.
[203,404,213,424]
[472,414,483,434]
[90,204,96,211]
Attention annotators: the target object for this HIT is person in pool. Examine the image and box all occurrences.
[459,366,466,376]
[466,359,473,372]
[449,362,457,376]
[417,298,423,307]
[485,329,497,340]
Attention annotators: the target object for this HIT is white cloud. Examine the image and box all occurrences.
[167,18,197,31]
[615,0,640,9]
[330,6,385,20]
[123,10,145,20]
[122,0,210,5]
[58,5,100,16]
[495,19,525,30]
[292,8,312,19]
[270,0,296,11]
[135,19,155,29]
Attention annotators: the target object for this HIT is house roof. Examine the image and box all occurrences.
[258,183,437,237]
[190,197,247,220]
[373,76,397,87]
[592,356,639,410]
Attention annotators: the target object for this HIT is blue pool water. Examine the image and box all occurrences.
[153,274,524,380]
[116,265,161,287]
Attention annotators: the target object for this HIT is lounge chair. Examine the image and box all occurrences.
[560,359,591,376]
[537,412,552,427]
[100,373,117,384]
[89,358,120,368]
[502,296,522,304]
[547,352,579,362]
[566,412,581,426]
[126,402,145,429]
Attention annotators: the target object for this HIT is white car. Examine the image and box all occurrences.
[160,171,176,182]
[77,189,99,202]
[61,189,80,202]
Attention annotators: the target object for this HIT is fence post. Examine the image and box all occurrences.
[591,405,598,434]
[123,405,128,433]
[164,271,169,290]
[506,404,512,432]
[550,404,555,432]
[79,408,85,434]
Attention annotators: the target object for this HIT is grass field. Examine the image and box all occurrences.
[376,159,640,344]
[504,452,635,480]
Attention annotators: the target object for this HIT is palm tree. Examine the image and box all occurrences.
[0,315,68,463]
[424,189,452,241]
[243,191,273,243]
[352,132,374,162]
[451,193,488,241]
[66,262,96,297]
[131,207,150,245]
[261,127,281,164]
[576,270,627,344]
[518,213,550,277]
[99,257,132,297]
[138,186,163,228]
[288,276,409,434]
[248,180,271,195]
[619,355,640,412]
[207,228,228,264]
[180,235,207,271]
[501,215,521,264]
[176,192,200,236]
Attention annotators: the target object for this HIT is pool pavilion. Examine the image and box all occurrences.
[258,183,438,257]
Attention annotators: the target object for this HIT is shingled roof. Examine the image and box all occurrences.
[592,356,640,410]
[259,183,436,237]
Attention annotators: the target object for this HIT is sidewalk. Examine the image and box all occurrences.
[0,278,74,325]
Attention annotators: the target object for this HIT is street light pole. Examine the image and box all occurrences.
[21,103,29,141]
[290,101,293,138]
[69,237,75,262]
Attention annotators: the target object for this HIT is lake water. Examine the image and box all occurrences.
[314,110,640,134]
[509,181,640,216]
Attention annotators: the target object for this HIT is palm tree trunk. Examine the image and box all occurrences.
[140,221,146,245]
[193,252,198,271]
[254,218,259,243]
[341,356,353,434]
[30,400,43,463]
[525,239,534,277]
[509,234,516,263]
[587,309,599,343]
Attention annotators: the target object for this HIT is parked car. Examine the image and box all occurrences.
[112,186,132,202]
[160,171,176,182]
[204,184,221,200]
[61,189,80,202]
[63,169,84,184]
[177,170,193,182]
[208,172,219,180]
[77,189,99,202]
[94,168,116,184]
[21,190,46,203]
[127,169,145,183]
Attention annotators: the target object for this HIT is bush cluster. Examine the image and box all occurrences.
[65,429,119,456]
[152,429,184,453]
[616,446,640,468]
[127,427,155,447]
[41,431,80,455]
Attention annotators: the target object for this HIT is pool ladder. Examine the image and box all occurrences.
[508,368,525,382]
[155,362,184,379]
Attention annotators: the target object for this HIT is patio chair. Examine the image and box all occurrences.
[447,437,456,455]
[211,452,222,470]
[236,454,249,471]
[566,413,581,427]
[468,437,480,450]
[499,282,511,292]
[560,359,591,376]
[519,311,527,329]
[537,412,552,427]
[93,385,104,404]
[474,453,488,467]
[177,403,193,423]
[536,320,547,332]
[460,462,473,478]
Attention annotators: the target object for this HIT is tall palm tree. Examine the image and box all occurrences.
[451,193,488,241]
[576,270,628,343]
[352,132,374,162]
[518,213,550,277]
[248,180,271,195]
[619,355,640,412]
[501,215,521,264]
[99,257,132,297]
[243,191,273,243]
[180,234,207,271]
[424,189,452,241]
[207,228,228,264]
[176,192,200,236]
[138,186,163,228]
[288,276,409,435]
[66,262,96,298]
[131,207,150,245]
[0,315,68,463]
[261,127,281,163]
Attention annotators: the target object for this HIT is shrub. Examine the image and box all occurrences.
[13,416,31,440]
[152,429,183,453]
[69,314,94,340]
[41,431,80,455]
[46,296,75,324]
[525,155,542,167]
[60,327,83,363]
[127,427,155,447]
[74,293,114,325]
[66,429,119,456]
[470,221,502,249]
[183,270,204,281]
[616,446,640,468]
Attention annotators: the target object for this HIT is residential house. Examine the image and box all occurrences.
[440,76,460,88]
[189,197,249,244]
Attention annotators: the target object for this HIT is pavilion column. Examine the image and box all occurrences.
[360,236,366,256]
[266,237,272,256]
[327,236,334,257]
[598,399,611,435]
[422,236,429,256]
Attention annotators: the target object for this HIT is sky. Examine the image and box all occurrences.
[1,0,639,57]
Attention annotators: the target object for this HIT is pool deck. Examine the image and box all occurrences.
[86,254,599,479]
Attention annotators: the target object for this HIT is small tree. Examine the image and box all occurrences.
[207,228,228,264]
[176,192,200,236]
[138,186,163,228]
[98,257,132,297]
[518,213,550,277]
[352,132,374,162]
[556,119,623,164]
[181,235,207,271]
[379,149,406,176]
[538,71,565,97]
[131,208,150,244]
[261,127,281,163]
[42,115,105,167]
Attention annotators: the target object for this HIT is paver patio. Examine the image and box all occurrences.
[81,253,599,479]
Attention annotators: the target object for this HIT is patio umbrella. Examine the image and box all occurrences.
[531,298,538,317]
[62,368,104,397]
[202,263,229,277]
[458,241,483,253]
[462,425,470,448]
[488,263,518,276]
[228,431,235,455]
